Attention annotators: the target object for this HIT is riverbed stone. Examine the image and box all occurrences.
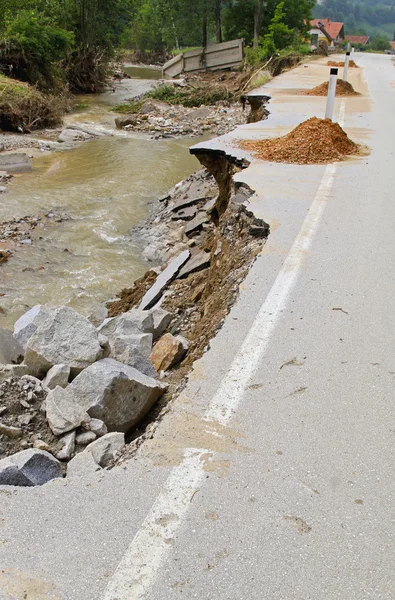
[76,431,97,446]
[13,305,53,350]
[24,306,103,377]
[0,153,32,174]
[46,386,91,436]
[150,333,189,372]
[139,250,191,310]
[69,358,167,432]
[0,449,62,486]
[43,364,70,390]
[0,329,24,365]
[83,418,107,437]
[84,432,125,467]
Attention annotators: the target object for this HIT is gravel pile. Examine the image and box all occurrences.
[241,117,358,165]
[303,80,359,96]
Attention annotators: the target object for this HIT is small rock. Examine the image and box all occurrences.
[76,431,97,445]
[0,423,22,438]
[84,418,107,437]
[0,406,7,417]
[56,431,76,461]
[84,432,125,467]
[149,333,189,372]
[33,439,52,452]
[17,414,33,426]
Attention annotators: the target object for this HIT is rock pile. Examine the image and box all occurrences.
[115,100,246,139]
[241,117,359,164]
[0,301,190,486]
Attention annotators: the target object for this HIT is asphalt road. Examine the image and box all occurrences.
[1,53,394,600]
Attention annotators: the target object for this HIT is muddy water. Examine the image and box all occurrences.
[0,72,204,328]
[123,65,163,80]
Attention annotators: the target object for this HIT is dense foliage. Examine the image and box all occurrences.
[0,0,318,93]
[313,0,395,38]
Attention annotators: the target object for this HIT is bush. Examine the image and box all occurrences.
[0,11,74,90]
[0,74,69,131]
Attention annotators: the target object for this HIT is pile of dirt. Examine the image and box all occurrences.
[327,60,359,68]
[241,117,358,164]
[303,79,359,96]
[0,377,59,459]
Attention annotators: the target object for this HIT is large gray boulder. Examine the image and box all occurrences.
[24,307,103,377]
[84,432,125,467]
[70,358,167,432]
[109,333,157,378]
[46,386,91,436]
[0,449,62,486]
[98,309,154,339]
[0,329,24,365]
[13,305,53,350]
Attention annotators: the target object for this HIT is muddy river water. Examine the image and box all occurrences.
[0,67,204,328]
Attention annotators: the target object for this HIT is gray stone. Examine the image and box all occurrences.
[70,358,167,432]
[185,212,209,236]
[0,364,30,383]
[83,418,107,437]
[171,206,197,221]
[0,153,32,174]
[56,431,76,461]
[109,333,157,377]
[0,449,62,486]
[139,250,191,310]
[24,306,103,377]
[84,432,125,467]
[0,329,24,365]
[150,308,173,340]
[43,364,70,390]
[13,305,54,350]
[76,431,97,445]
[177,250,211,279]
[171,196,208,212]
[98,309,154,338]
[46,386,90,436]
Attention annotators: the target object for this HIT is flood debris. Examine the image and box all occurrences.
[241,117,359,164]
[327,60,359,68]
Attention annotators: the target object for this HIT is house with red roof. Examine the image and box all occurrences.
[309,18,345,47]
[345,35,370,45]
[390,41,395,50]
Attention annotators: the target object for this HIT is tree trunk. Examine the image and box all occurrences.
[202,1,208,48]
[253,0,263,48]
[215,0,222,44]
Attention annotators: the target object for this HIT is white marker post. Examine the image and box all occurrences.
[347,42,351,52]
[325,67,338,121]
[343,51,351,81]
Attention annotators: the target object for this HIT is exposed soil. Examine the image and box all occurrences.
[327,60,359,68]
[0,377,59,459]
[240,117,359,164]
[303,79,360,96]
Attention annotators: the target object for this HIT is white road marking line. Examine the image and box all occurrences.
[102,103,346,599]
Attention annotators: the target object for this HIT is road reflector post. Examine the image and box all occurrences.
[343,51,351,82]
[325,67,338,121]
[347,42,351,52]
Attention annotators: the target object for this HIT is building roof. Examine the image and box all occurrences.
[310,18,344,41]
[345,35,370,44]
[390,41,395,49]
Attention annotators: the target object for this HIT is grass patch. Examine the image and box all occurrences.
[0,74,69,131]
[109,99,144,114]
[249,71,272,90]
[73,102,88,110]
[146,84,235,107]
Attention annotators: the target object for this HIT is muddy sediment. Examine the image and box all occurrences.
[303,79,360,96]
